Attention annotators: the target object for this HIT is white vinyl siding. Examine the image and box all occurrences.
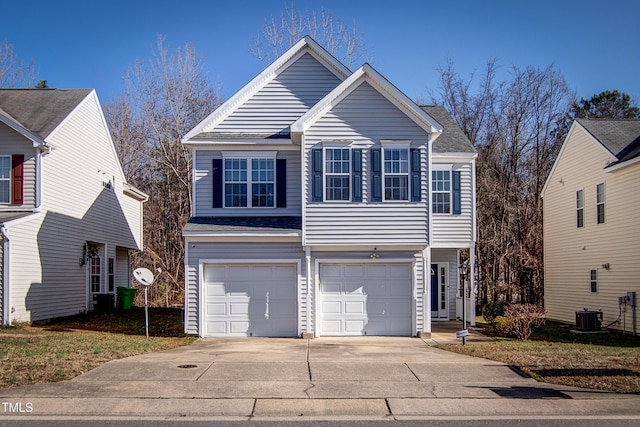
[544,124,640,334]
[0,123,38,210]
[431,163,475,245]
[4,92,143,323]
[303,82,429,246]
[214,52,342,136]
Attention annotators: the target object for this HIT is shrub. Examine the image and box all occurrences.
[482,302,505,328]
[502,304,546,341]
[493,315,512,336]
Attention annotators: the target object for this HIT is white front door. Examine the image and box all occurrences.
[203,263,298,337]
[319,263,412,336]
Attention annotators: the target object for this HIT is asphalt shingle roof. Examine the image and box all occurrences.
[0,89,92,139]
[420,105,476,154]
[577,119,640,161]
[185,216,302,233]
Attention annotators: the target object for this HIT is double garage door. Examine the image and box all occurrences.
[202,262,412,337]
[203,263,298,337]
[319,263,412,336]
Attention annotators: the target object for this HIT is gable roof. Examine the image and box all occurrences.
[0,89,92,140]
[183,36,351,143]
[420,105,476,154]
[577,119,640,161]
[291,63,442,137]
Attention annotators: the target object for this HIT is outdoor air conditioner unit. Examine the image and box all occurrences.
[575,310,602,331]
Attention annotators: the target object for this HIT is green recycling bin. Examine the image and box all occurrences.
[116,286,137,310]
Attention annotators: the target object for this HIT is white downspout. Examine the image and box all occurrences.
[1,226,10,325]
[423,247,431,337]
[470,244,476,326]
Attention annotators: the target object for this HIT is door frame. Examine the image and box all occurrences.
[431,262,449,320]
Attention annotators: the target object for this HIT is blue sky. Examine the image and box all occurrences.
[3,0,639,105]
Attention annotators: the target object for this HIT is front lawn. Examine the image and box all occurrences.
[0,308,195,389]
[440,321,640,394]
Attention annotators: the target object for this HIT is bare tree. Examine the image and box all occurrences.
[105,36,222,307]
[0,40,36,88]
[249,4,370,69]
[433,60,575,307]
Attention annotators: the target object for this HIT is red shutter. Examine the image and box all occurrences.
[11,154,24,205]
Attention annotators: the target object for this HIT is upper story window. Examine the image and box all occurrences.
[576,189,584,228]
[596,182,605,224]
[325,148,350,201]
[223,158,274,208]
[0,156,10,204]
[383,148,409,201]
[432,169,451,213]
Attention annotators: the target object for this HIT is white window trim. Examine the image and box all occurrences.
[589,268,598,293]
[431,165,453,215]
[323,146,351,202]
[0,155,11,205]
[381,142,411,202]
[576,188,584,228]
[596,182,606,225]
[222,156,277,209]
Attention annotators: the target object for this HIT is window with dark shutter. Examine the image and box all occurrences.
[276,159,287,208]
[410,148,421,202]
[312,148,323,202]
[212,158,223,208]
[352,149,362,202]
[452,170,461,215]
[11,154,24,205]
[370,148,382,202]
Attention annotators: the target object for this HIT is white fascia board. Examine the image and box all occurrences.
[0,111,48,150]
[182,37,351,144]
[432,152,478,162]
[184,138,293,146]
[123,183,149,202]
[291,64,443,138]
[605,155,640,172]
[182,233,302,241]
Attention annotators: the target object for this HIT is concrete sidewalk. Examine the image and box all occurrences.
[1,323,639,420]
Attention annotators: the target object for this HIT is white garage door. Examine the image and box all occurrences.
[319,263,412,336]
[204,263,298,337]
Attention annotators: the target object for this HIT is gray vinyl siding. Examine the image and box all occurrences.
[0,123,38,210]
[431,162,474,245]
[116,248,130,288]
[215,52,342,135]
[184,241,306,335]
[303,81,430,246]
[194,149,302,216]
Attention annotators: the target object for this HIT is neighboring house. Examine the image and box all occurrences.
[542,119,640,334]
[0,89,147,324]
[182,37,477,338]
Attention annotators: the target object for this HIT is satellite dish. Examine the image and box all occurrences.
[133,268,154,287]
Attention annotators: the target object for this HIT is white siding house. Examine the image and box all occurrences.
[543,119,640,335]
[182,37,477,338]
[0,89,147,324]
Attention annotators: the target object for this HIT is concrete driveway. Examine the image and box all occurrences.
[2,325,639,420]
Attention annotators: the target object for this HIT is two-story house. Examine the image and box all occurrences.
[543,119,640,334]
[182,37,476,338]
[0,89,147,324]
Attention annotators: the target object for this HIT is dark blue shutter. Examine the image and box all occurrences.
[276,159,286,208]
[371,148,382,202]
[352,149,362,202]
[452,170,461,215]
[410,148,421,202]
[312,148,323,202]
[212,159,223,208]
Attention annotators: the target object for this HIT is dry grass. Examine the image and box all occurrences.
[0,308,195,389]
[440,322,640,394]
